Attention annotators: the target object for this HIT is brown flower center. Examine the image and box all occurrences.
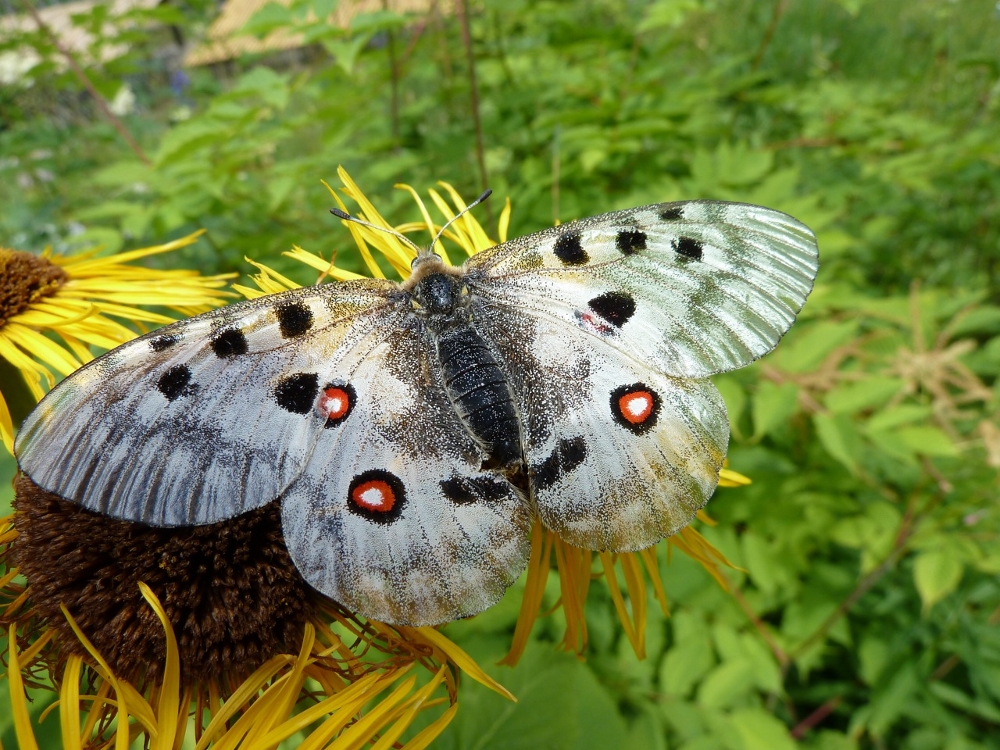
[0,248,68,326]
[7,474,312,686]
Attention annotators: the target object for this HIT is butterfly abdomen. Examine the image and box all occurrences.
[436,325,522,468]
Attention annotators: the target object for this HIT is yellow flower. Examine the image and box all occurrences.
[2,539,502,750]
[0,232,234,453]
[1,223,505,748]
[2,170,749,748]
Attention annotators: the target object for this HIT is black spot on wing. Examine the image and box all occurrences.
[274,372,319,414]
[157,365,195,401]
[588,291,636,328]
[440,475,512,505]
[615,229,647,255]
[149,334,179,352]
[532,437,587,491]
[211,328,249,358]
[673,236,703,261]
[276,301,313,338]
[553,232,587,265]
[659,206,684,221]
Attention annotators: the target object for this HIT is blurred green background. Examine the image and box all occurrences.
[2,0,1000,747]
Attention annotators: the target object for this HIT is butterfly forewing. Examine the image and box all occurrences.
[466,201,818,378]
[15,280,401,525]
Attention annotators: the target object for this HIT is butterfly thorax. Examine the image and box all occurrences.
[408,267,525,473]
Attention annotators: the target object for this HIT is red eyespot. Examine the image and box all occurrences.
[318,382,355,426]
[351,479,396,512]
[619,391,654,424]
[347,469,406,523]
[610,383,661,435]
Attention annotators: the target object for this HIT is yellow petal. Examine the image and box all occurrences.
[0,394,14,455]
[393,183,453,265]
[138,583,181,750]
[7,625,41,750]
[498,198,512,243]
[719,467,752,487]
[60,230,206,273]
[414,626,515,702]
[59,655,84,750]
[283,246,367,281]
[402,703,459,750]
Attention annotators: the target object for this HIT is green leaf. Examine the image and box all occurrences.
[92,160,149,187]
[741,532,786,596]
[751,381,799,440]
[660,612,716,696]
[154,120,231,166]
[914,549,963,612]
[825,377,905,415]
[727,709,797,750]
[857,635,891,686]
[713,375,747,439]
[636,0,700,32]
[696,659,755,708]
[240,1,293,37]
[768,321,859,373]
[866,404,933,432]
[813,413,861,472]
[228,66,290,108]
[867,662,919,737]
[896,426,959,457]
[948,305,1000,336]
[311,0,339,17]
[322,36,370,75]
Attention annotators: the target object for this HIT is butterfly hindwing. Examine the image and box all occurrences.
[466,200,818,378]
[279,323,532,625]
[471,294,728,551]
[14,280,401,525]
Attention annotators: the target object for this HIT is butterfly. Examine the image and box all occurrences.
[14,198,818,626]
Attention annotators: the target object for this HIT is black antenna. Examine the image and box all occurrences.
[431,189,492,249]
[329,208,422,253]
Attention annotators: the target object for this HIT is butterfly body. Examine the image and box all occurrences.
[15,200,818,625]
[407,259,525,473]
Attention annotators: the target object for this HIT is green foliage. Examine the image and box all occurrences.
[2,0,1000,747]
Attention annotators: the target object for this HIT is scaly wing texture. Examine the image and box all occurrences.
[15,280,401,525]
[464,200,816,550]
[466,200,818,378]
[471,294,728,551]
[279,323,532,625]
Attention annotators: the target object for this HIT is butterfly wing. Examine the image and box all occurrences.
[14,280,402,525]
[464,200,816,550]
[470,296,728,551]
[465,200,818,378]
[278,322,532,625]
[17,277,531,624]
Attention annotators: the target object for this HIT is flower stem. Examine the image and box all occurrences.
[456,0,491,224]
[18,0,151,166]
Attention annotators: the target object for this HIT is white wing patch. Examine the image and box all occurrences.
[15,281,400,525]
[466,201,818,378]
[472,294,728,551]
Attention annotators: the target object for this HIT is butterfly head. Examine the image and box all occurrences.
[410,265,469,323]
